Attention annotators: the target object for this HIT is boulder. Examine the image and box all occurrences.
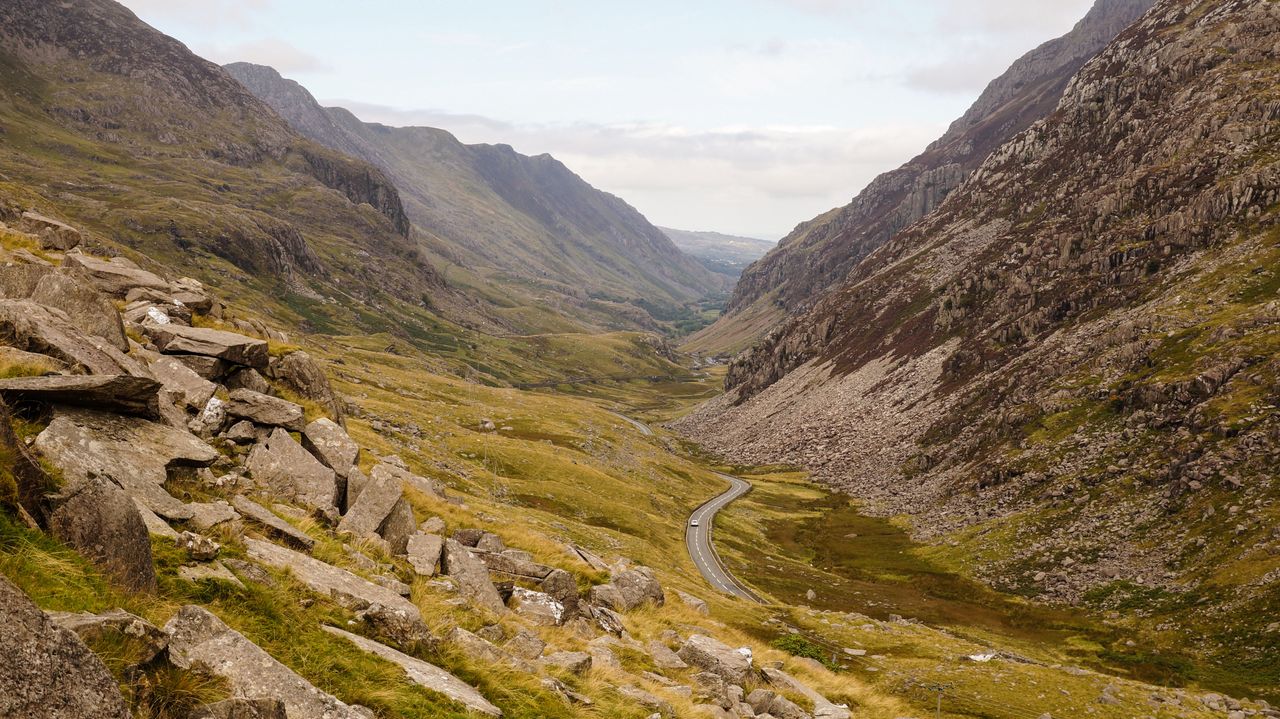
[62,253,168,298]
[542,651,592,675]
[189,396,228,437]
[587,605,626,636]
[150,356,217,410]
[453,528,486,547]
[246,428,339,512]
[225,389,305,431]
[0,299,149,376]
[352,603,431,650]
[165,605,371,719]
[505,630,547,661]
[540,568,581,617]
[648,640,689,670]
[224,420,263,445]
[0,375,161,417]
[338,464,405,541]
[406,533,444,577]
[478,550,554,582]
[379,498,416,555]
[373,461,443,499]
[171,354,233,380]
[187,500,239,531]
[610,565,665,610]
[135,501,179,539]
[31,269,128,350]
[268,350,343,423]
[144,324,268,369]
[224,367,271,394]
[678,635,754,685]
[49,475,157,592]
[179,562,245,588]
[244,539,422,621]
[177,531,221,561]
[189,698,287,719]
[0,575,130,719]
[301,418,359,478]
[35,407,219,520]
[676,590,710,616]
[345,466,369,508]
[476,532,506,553]
[49,608,168,667]
[323,626,501,717]
[615,685,674,717]
[19,211,81,250]
[441,539,507,615]
[124,299,192,327]
[0,263,54,298]
[746,689,777,715]
[761,667,849,719]
[232,496,315,552]
[511,588,566,626]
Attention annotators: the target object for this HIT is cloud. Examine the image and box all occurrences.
[330,102,943,238]
[120,0,272,28]
[197,38,330,73]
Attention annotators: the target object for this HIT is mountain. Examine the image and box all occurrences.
[659,227,776,278]
[0,0,504,338]
[224,62,724,334]
[687,0,1158,354]
[675,0,1280,687]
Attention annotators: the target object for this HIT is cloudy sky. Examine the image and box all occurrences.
[120,0,1094,239]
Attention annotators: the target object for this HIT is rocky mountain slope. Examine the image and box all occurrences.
[676,0,1280,692]
[688,0,1157,354]
[659,227,776,279]
[225,63,723,334]
[0,0,501,339]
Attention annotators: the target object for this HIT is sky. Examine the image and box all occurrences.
[119,0,1095,240]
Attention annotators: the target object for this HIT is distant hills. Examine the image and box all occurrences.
[658,227,775,279]
[225,62,725,335]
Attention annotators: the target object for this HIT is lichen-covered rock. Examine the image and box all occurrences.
[0,299,149,376]
[165,605,372,719]
[323,626,501,717]
[0,575,130,719]
[31,267,129,350]
[49,475,157,592]
[441,538,507,615]
[301,418,359,478]
[678,634,753,685]
[406,533,443,576]
[150,356,218,410]
[511,588,566,626]
[36,406,219,520]
[0,374,161,417]
[246,428,338,512]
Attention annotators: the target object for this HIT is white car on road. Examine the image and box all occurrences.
[690,519,700,527]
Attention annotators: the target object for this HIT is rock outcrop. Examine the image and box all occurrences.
[0,575,131,719]
[48,475,157,592]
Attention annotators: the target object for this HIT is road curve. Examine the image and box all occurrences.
[608,411,653,436]
[686,472,766,603]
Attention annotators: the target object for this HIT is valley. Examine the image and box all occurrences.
[0,1,1277,719]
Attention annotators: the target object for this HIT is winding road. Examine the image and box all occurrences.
[611,411,764,602]
[686,472,765,602]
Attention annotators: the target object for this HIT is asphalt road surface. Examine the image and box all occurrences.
[686,472,765,602]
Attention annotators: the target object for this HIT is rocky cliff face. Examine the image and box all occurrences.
[702,0,1156,351]
[677,0,1280,674]
[225,62,723,332]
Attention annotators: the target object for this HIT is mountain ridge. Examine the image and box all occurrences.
[688,0,1158,354]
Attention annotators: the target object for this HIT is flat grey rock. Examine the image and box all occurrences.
[150,356,218,410]
[35,407,219,520]
[145,324,268,369]
[0,575,130,719]
[323,626,501,717]
[245,539,421,621]
[187,500,240,531]
[0,374,161,417]
[225,388,305,431]
[406,533,443,577]
[63,253,168,298]
[165,605,370,719]
[678,634,753,686]
[232,495,315,552]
